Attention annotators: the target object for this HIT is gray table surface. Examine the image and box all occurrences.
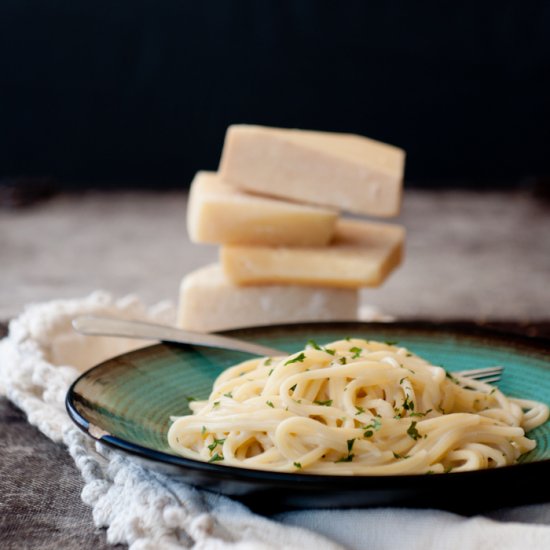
[1,189,549,548]
[1,189,549,320]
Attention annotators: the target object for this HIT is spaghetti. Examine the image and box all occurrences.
[168,339,548,475]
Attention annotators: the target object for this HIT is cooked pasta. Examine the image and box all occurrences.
[168,339,549,475]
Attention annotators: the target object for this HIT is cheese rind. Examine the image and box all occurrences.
[219,125,405,217]
[187,171,337,246]
[221,219,405,288]
[177,264,359,332]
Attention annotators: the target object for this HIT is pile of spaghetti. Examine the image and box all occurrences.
[168,339,548,474]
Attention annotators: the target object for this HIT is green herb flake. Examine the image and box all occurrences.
[339,356,347,365]
[264,357,273,366]
[444,465,454,474]
[407,421,420,440]
[392,452,410,459]
[489,388,497,395]
[367,417,382,431]
[384,340,398,346]
[207,437,226,452]
[349,346,363,359]
[208,452,224,463]
[325,348,336,356]
[185,395,197,403]
[285,352,306,365]
[314,399,333,407]
[268,369,274,376]
[293,462,302,469]
[363,417,382,438]
[212,401,220,408]
[426,470,435,475]
[335,453,354,463]
[403,394,415,411]
[399,377,406,385]
[290,384,297,392]
[223,392,233,398]
[266,401,275,408]
[347,438,356,453]
[306,339,322,350]
[355,406,365,415]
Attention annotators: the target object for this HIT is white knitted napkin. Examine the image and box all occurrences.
[1,292,550,550]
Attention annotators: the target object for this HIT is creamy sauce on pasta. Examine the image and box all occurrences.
[168,339,549,475]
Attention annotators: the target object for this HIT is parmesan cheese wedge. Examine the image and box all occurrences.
[221,219,405,288]
[177,264,359,332]
[219,125,405,217]
[187,171,338,246]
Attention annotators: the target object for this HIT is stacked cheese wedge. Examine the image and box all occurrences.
[178,125,406,332]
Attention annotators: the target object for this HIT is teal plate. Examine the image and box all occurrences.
[66,322,550,513]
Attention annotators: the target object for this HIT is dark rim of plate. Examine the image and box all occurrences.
[65,321,550,488]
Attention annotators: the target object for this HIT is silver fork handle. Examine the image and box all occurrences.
[72,316,285,358]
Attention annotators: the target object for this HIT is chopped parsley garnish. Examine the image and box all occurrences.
[339,356,347,365]
[212,401,220,408]
[407,421,420,440]
[335,453,354,463]
[223,392,233,398]
[355,406,365,415]
[208,452,224,463]
[365,417,382,431]
[264,357,273,366]
[285,352,306,365]
[489,388,497,395]
[426,470,435,475]
[290,384,297,392]
[403,394,415,411]
[393,452,410,459]
[399,377,406,385]
[293,462,302,469]
[266,400,274,408]
[268,369,274,376]
[306,339,322,350]
[185,395,197,403]
[347,438,356,453]
[362,417,382,438]
[314,399,333,406]
[444,466,454,474]
[385,340,398,346]
[207,437,226,452]
[325,348,336,355]
[349,346,363,359]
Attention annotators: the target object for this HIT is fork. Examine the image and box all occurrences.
[454,366,503,384]
[72,316,503,383]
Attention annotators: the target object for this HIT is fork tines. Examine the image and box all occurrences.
[453,365,503,383]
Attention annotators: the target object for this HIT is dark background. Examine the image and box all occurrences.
[1,1,549,190]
